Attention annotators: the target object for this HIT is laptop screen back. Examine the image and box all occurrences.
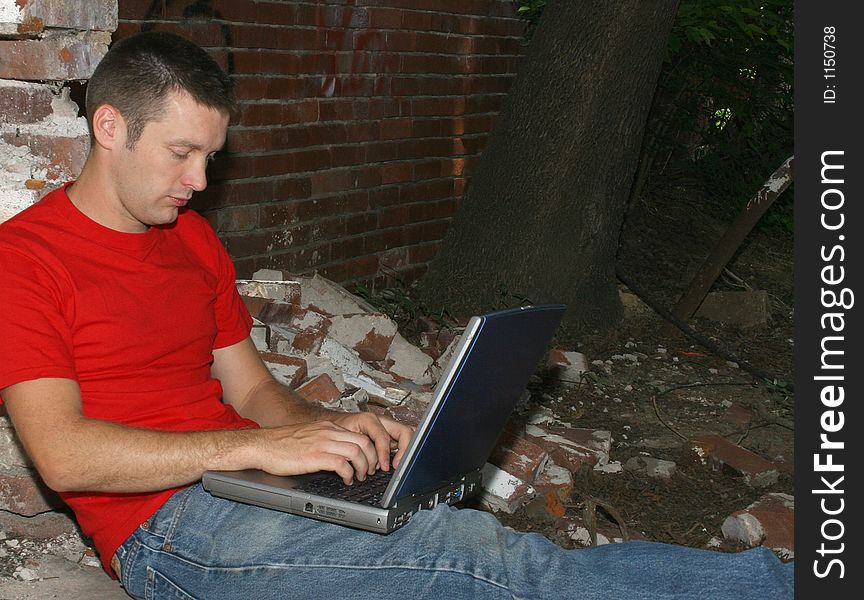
[388,304,565,500]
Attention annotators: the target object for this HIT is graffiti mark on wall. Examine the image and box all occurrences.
[140,0,235,74]
[318,0,381,97]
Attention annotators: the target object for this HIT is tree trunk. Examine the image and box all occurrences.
[418,0,679,333]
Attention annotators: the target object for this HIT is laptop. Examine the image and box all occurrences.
[203,303,566,533]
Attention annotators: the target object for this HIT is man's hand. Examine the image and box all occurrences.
[254,414,414,485]
[213,337,415,484]
[329,412,414,473]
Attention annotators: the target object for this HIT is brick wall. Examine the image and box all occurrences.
[0,0,114,222]
[116,0,524,286]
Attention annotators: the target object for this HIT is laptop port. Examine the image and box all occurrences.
[304,502,314,513]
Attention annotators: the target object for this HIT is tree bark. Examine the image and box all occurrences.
[418,0,679,333]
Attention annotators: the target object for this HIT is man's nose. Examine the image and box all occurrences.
[181,159,208,192]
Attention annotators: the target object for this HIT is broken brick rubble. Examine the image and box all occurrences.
[721,493,794,559]
[689,433,779,487]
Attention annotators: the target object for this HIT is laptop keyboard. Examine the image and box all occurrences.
[298,470,394,506]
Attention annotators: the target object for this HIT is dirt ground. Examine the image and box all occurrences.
[486,165,795,556]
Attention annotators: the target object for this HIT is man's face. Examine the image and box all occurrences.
[107,91,230,233]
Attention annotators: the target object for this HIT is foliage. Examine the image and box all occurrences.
[513,0,794,232]
[354,274,454,340]
[514,0,546,38]
[659,0,793,231]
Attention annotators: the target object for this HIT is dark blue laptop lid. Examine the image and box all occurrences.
[390,304,566,499]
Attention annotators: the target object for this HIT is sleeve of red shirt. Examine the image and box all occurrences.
[0,248,79,396]
[197,216,253,350]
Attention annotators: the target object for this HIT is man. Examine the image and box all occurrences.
[0,32,792,599]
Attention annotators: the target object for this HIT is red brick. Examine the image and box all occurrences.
[378,247,409,271]
[400,10,433,30]
[236,280,301,303]
[260,353,308,389]
[384,394,429,428]
[310,170,353,195]
[329,237,366,262]
[0,31,110,81]
[418,326,454,360]
[320,256,379,283]
[532,461,575,501]
[399,179,453,203]
[421,220,450,242]
[259,202,300,229]
[364,230,405,254]
[296,373,343,404]
[366,6,402,29]
[689,433,779,487]
[546,349,588,385]
[214,205,259,233]
[287,308,332,355]
[378,206,409,228]
[381,163,413,184]
[379,118,413,140]
[489,431,550,484]
[0,82,54,124]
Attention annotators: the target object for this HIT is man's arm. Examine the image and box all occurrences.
[211,337,414,475]
[2,338,412,494]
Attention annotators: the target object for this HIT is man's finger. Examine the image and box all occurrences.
[380,417,414,469]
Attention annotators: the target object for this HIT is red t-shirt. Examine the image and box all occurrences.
[0,184,257,572]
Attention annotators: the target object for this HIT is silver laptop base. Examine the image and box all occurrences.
[203,469,482,534]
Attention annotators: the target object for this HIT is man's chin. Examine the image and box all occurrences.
[148,208,182,228]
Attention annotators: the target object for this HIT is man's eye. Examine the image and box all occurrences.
[171,151,188,160]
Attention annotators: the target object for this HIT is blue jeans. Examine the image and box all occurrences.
[115,484,793,599]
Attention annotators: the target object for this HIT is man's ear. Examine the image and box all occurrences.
[90,104,126,150]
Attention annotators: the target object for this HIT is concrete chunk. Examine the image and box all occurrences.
[478,462,535,514]
[721,493,794,558]
[546,349,588,384]
[623,455,676,479]
[318,337,366,378]
[298,274,376,316]
[328,313,398,362]
[252,268,286,281]
[526,425,612,473]
[236,279,300,304]
[384,333,435,385]
[250,319,269,352]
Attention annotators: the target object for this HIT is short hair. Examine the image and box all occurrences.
[85,31,235,147]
